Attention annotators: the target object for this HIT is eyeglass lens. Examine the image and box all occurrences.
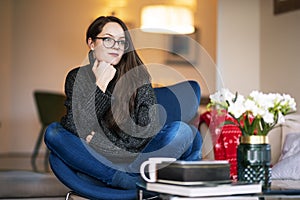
[101,37,129,50]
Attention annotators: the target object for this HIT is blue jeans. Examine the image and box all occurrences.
[44,121,202,197]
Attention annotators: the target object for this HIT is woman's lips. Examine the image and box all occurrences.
[109,53,119,57]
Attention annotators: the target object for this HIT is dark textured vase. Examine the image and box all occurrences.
[237,136,271,190]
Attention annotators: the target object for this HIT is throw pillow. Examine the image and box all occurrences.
[272,133,300,180]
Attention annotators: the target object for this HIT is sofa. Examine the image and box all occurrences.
[199,112,300,182]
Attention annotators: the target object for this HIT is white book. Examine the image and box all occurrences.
[168,195,259,200]
[146,182,262,198]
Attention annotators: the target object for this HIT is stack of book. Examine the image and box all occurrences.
[144,160,262,199]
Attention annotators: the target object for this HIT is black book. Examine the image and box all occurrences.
[156,160,230,185]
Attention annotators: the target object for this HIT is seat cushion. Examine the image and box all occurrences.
[0,170,69,198]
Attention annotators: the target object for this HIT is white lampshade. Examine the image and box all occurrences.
[141,5,195,34]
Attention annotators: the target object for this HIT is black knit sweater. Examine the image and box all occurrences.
[60,64,160,163]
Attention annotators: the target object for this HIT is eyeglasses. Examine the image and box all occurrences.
[95,37,129,50]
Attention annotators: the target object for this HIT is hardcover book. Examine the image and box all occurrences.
[167,195,259,200]
[146,182,262,197]
[156,160,230,184]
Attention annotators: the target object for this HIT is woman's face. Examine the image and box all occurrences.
[90,22,126,66]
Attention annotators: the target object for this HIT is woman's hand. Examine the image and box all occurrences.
[86,131,95,143]
[92,60,116,92]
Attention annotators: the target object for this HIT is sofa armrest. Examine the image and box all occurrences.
[268,126,284,165]
[199,123,215,160]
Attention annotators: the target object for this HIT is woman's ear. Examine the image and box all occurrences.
[88,38,94,50]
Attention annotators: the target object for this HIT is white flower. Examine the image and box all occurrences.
[244,98,259,117]
[209,88,234,104]
[282,94,297,112]
[277,112,285,124]
[250,91,275,110]
[228,95,246,118]
[262,111,274,124]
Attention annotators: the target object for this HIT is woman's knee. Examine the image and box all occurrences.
[158,121,194,146]
[170,121,194,140]
[44,122,64,149]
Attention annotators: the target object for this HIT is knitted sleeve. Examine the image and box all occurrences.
[60,66,112,138]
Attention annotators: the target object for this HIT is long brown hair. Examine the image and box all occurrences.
[86,16,151,132]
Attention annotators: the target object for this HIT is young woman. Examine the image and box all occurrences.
[44,16,201,199]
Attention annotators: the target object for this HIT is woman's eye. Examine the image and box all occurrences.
[119,40,126,45]
[104,38,113,42]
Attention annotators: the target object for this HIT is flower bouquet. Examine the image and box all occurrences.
[207,88,297,136]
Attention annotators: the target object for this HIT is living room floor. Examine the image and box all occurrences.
[0,153,42,171]
[0,153,67,200]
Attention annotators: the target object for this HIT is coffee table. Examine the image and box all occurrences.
[137,180,300,200]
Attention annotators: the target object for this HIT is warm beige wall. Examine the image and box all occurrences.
[216,0,261,95]
[216,0,300,111]
[0,0,216,154]
[0,0,12,153]
[7,0,95,153]
[194,0,217,95]
[1,0,118,153]
[260,0,300,112]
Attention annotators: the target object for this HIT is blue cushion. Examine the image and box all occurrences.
[154,80,201,125]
